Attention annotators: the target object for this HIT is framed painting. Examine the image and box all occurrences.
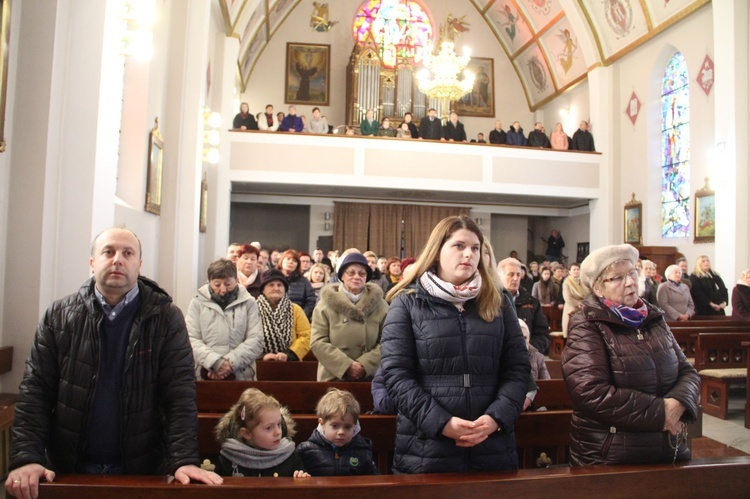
[624,193,642,245]
[199,175,208,233]
[694,178,715,243]
[453,57,494,117]
[0,0,12,152]
[145,118,163,215]
[285,42,330,106]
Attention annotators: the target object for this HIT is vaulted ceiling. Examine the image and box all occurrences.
[218,0,710,110]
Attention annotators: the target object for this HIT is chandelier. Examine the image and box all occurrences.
[416,39,475,118]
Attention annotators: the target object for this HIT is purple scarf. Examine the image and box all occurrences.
[601,297,648,328]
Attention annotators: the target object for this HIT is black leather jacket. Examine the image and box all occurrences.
[9,276,200,475]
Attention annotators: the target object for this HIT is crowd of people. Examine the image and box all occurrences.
[6,220,749,495]
[233,102,597,151]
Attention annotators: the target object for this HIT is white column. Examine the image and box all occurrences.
[712,0,749,298]
[158,0,211,312]
[212,36,241,261]
[586,66,617,250]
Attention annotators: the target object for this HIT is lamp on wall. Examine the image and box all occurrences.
[118,0,156,59]
[202,107,221,164]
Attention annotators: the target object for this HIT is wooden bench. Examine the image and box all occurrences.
[196,380,376,413]
[744,341,750,429]
[548,332,565,360]
[694,333,750,419]
[544,359,562,379]
[542,306,562,333]
[255,361,318,381]
[37,457,750,498]
[0,345,14,477]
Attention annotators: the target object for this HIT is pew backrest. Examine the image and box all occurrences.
[694,333,750,372]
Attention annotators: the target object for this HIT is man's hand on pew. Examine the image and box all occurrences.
[6,463,55,499]
[173,465,224,486]
[663,398,687,435]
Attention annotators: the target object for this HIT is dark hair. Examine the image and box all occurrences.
[384,257,402,278]
[237,244,259,259]
[312,107,320,113]
[207,259,237,281]
[404,112,412,117]
[277,249,301,276]
[299,251,312,261]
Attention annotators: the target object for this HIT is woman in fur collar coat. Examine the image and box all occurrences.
[311,253,389,381]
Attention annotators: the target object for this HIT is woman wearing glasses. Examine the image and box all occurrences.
[311,252,388,381]
[562,244,699,465]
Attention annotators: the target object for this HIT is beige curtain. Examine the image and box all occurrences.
[368,204,404,258]
[403,205,471,258]
[333,202,370,252]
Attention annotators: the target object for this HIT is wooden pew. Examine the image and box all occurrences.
[548,333,565,360]
[0,346,14,477]
[196,381,375,413]
[544,359,562,379]
[38,457,750,498]
[669,320,750,329]
[542,306,563,333]
[744,341,750,429]
[694,333,750,419]
[255,361,318,381]
[197,411,574,472]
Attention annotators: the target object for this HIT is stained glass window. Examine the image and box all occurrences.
[660,52,690,238]
[352,0,433,69]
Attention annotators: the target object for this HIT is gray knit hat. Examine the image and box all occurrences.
[580,244,639,289]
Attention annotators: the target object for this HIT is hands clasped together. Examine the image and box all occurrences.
[441,415,499,448]
[663,398,687,436]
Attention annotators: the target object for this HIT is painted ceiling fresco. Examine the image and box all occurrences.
[219,0,711,109]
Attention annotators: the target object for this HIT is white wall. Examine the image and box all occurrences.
[241,1,534,135]
[491,215,528,263]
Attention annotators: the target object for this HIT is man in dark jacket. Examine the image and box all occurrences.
[418,108,443,140]
[6,228,222,497]
[527,122,551,148]
[570,120,596,151]
[498,258,551,355]
[489,120,507,144]
[443,111,468,142]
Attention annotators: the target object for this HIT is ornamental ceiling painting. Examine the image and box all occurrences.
[219,0,711,110]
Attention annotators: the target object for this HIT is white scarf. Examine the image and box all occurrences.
[419,270,482,311]
[219,437,295,472]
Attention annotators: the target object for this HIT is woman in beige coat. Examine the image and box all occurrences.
[311,252,388,381]
[562,262,586,335]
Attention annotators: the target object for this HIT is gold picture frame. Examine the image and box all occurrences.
[624,193,643,245]
[453,57,494,118]
[694,178,715,243]
[199,175,208,233]
[145,118,163,215]
[0,0,12,152]
[285,42,330,106]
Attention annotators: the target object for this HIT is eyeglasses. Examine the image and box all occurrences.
[601,270,638,285]
[343,269,368,278]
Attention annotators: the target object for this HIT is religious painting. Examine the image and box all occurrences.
[486,0,533,56]
[454,58,494,118]
[540,16,586,89]
[239,23,267,91]
[0,0,12,153]
[285,42,330,106]
[581,0,648,61]
[643,0,708,29]
[694,179,715,243]
[513,44,554,107]
[624,193,642,245]
[199,175,208,233]
[518,0,563,32]
[145,118,164,216]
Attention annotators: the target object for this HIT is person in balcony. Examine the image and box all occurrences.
[401,112,419,138]
[307,107,328,134]
[377,117,397,137]
[527,122,551,148]
[279,105,304,132]
[571,120,596,151]
[551,122,569,150]
[233,102,258,130]
[443,111,467,142]
[418,108,443,141]
[257,104,280,131]
[506,121,527,146]
[360,108,378,136]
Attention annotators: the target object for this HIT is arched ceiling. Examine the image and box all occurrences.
[218,0,710,110]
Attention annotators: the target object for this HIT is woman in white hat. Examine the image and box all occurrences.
[561,244,699,465]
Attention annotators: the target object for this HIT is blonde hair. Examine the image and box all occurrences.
[315,388,360,423]
[214,388,296,442]
[308,262,330,284]
[693,255,716,278]
[386,215,504,322]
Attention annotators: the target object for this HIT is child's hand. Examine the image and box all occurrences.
[293,470,311,478]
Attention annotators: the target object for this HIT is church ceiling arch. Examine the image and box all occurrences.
[218,0,711,110]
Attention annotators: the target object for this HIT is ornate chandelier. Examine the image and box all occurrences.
[416,38,475,118]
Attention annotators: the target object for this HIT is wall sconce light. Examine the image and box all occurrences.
[324,222,331,231]
[476,218,482,226]
[118,0,156,59]
[324,212,331,220]
[202,106,221,164]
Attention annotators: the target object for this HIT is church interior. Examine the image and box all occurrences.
[0,0,749,493]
